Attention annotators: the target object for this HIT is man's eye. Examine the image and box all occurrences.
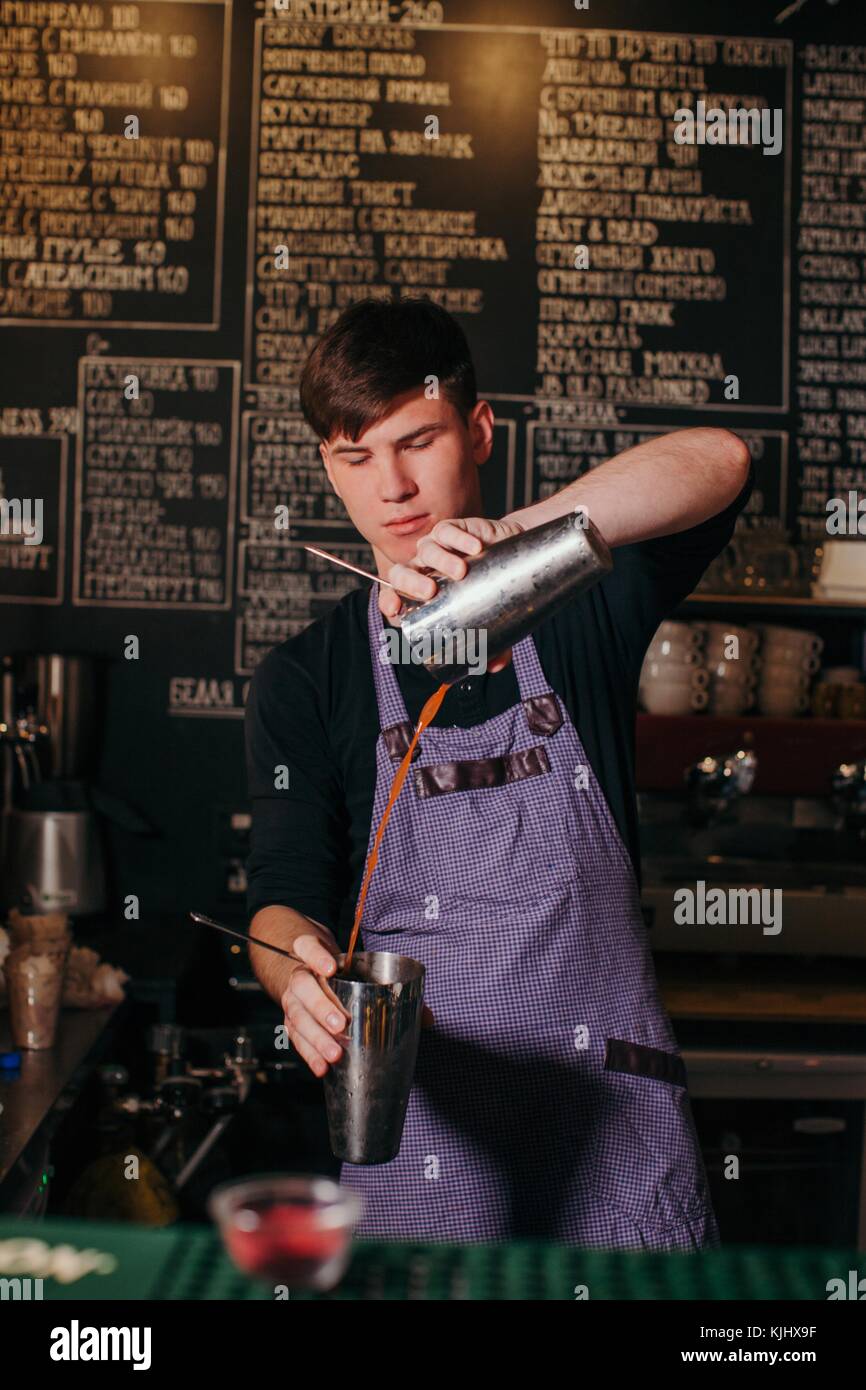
[345,439,433,463]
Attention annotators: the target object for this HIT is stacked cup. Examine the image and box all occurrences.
[701,622,760,716]
[3,908,71,1050]
[812,667,866,719]
[755,625,823,717]
[640,621,708,715]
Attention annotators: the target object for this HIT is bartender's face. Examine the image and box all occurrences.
[319,387,494,578]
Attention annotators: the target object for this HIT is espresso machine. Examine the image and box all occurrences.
[0,653,107,916]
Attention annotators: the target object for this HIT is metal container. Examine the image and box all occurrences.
[322,951,425,1165]
[397,510,613,683]
[0,806,107,916]
[31,654,97,780]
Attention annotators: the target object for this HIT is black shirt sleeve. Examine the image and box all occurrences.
[243,643,347,935]
[533,456,755,892]
[601,456,755,682]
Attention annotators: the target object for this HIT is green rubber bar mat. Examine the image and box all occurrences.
[0,1218,269,1300]
[0,1217,858,1300]
[297,1242,858,1301]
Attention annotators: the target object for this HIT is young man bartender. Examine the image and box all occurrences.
[245,296,753,1250]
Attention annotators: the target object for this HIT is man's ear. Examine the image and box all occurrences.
[470,400,495,469]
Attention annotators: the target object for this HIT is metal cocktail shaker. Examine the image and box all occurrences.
[396,510,613,683]
[322,951,426,1165]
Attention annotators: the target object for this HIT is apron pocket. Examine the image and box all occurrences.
[363,877,578,942]
[589,1038,711,1233]
[603,1037,688,1088]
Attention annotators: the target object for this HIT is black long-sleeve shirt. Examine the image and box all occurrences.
[244,465,753,950]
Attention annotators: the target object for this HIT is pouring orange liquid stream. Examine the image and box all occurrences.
[344,681,449,973]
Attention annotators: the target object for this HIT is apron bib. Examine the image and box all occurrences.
[338,586,720,1250]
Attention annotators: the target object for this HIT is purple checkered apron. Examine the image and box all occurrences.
[338,585,720,1249]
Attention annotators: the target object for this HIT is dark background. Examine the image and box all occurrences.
[0,0,860,922]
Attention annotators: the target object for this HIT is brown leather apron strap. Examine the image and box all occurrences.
[522,693,563,736]
[414,745,551,798]
[382,722,420,764]
[604,1038,688,1089]
[382,693,562,766]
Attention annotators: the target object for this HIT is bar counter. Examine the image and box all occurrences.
[0,1214,857,1301]
[0,1006,121,1191]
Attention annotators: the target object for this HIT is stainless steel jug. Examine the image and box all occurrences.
[0,806,107,916]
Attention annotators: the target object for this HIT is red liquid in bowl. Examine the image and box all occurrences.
[225,1202,349,1287]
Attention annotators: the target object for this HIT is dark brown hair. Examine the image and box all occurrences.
[299,296,478,443]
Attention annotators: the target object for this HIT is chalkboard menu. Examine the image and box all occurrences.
[0,0,863,912]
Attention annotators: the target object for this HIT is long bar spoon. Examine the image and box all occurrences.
[189,910,296,960]
[303,544,430,598]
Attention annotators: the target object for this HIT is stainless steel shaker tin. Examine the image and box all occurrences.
[396,510,613,683]
[322,951,426,1165]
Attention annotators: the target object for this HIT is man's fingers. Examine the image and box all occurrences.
[385,565,439,603]
[285,1024,329,1079]
[378,587,404,620]
[285,995,344,1065]
[487,649,513,674]
[285,982,432,1077]
[292,931,338,977]
[431,520,486,554]
[291,967,350,1033]
[414,521,485,579]
[380,521,489,603]
[415,539,470,581]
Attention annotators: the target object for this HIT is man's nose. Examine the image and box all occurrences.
[378,456,418,500]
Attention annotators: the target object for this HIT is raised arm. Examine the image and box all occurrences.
[504,427,751,546]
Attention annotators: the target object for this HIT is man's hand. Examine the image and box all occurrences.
[379,516,524,675]
[278,918,434,1078]
[278,920,349,1079]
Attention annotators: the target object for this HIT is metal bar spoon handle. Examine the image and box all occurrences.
[188,910,297,961]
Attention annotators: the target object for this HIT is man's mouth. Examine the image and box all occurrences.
[384,513,430,536]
